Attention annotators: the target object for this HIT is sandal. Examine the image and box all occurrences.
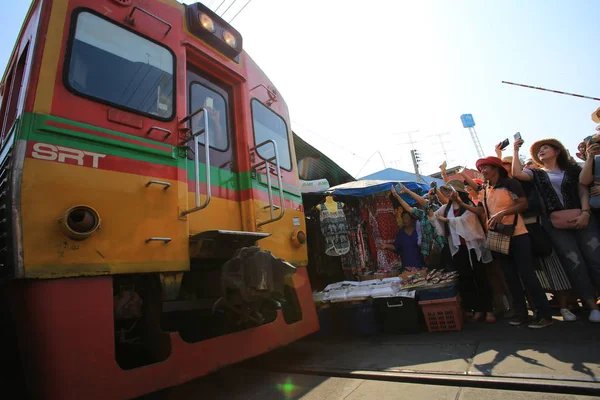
[470,312,485,322]
[485,313,497,324]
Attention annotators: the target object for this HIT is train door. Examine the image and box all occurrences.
[183,65,242,234]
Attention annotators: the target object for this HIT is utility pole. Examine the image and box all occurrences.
[411,149,424,183]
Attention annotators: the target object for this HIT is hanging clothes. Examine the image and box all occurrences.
[341,205,372,278]
[319,201,350,257]
[364,195,402,272]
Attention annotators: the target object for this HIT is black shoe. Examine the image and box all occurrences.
[527,318,554,329]
[509,316,529,326]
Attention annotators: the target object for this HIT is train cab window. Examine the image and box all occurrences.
[189,83,229,151]
[251,100,292,171]
[65,11,174,120]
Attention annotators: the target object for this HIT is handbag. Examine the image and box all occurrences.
[483,188,518,255]
[549,209,582,230]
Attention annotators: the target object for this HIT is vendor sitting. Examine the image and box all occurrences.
[379,210,424,270]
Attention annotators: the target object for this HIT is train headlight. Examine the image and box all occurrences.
[199,13,215,32]
[223,30,237,48]
[291,230,306,247]
[59,205,101,241]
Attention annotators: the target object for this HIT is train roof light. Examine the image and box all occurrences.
[223,30,236,48]
[185,3,243,61]
[199,13,215,32]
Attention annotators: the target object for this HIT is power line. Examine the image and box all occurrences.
[220,0,238,17]
[355,151,386,178]
[214,0,227,13]
[229,0,253,23]
[291,119,366,160]
[502,81,600,102]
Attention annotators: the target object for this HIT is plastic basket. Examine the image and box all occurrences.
[418,285,458,302]
[418,296,463,332]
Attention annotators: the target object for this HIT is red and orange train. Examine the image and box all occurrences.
[0,0,317,398]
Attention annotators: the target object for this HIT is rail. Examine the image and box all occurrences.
[251,139,285,227]
[124,6,172,36]
[145,180,171,190]
[146,126,171,141]
[180,108,212,217]
[145,237,172,244]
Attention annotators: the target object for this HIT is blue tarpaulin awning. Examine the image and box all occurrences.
[326,180,431,205]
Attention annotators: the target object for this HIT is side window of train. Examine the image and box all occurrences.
[1,42,29,145]
[251,99,292,171]
[189,83,229,151]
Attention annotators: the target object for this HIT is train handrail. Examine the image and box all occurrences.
[124,6,172,37]
[180,108,212,217]
[251,139,285,227]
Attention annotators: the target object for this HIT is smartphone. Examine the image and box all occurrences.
[514,132,521,140]
[584,135,593,142]
[500,138,509,150]
[393,183,404,195]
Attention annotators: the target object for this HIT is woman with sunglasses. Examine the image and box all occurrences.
[513,137,600,323]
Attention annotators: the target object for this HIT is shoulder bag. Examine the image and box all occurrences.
[483,188,517,255]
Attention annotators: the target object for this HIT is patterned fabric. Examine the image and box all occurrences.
[533,249,572,291]
[413,206,446,256]
[341,205,372,278]
[530,168,581,214]
[319,202,350,256]
[486,230,511,255]
[363,195,401,272]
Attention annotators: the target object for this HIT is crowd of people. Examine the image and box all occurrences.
[384,132,600,329]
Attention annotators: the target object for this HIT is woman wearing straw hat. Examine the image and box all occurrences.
[474,156,554,328]
[432,179,495,323]
[512,137,600,323]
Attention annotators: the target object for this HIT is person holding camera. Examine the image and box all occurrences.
[513,137,600,323]
[432,180,495,323]
[474,156,554,329]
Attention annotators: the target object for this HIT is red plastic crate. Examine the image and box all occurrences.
[418,296,463,332]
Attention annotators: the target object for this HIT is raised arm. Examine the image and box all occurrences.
[402,186,427,208]
[580,142,600,185]
[452,192,484,217]
[435,188,448,204]
[495,142,504,158]
[512,138,531,181]
[459,170,480,192]
[390,188,415,214]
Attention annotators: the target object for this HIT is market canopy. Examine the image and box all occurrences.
[327,180,431,200]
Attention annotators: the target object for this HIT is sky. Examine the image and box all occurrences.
[2,0,599,178]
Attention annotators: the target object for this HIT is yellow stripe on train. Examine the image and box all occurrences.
[21,158,306,278]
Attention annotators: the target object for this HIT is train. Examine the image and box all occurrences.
[0,0,318,398]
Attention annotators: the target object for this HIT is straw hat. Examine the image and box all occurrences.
[440,179,467,193]
[530,139,568,166]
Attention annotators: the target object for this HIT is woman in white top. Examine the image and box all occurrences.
[433,180,495,323]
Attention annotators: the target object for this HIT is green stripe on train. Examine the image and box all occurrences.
[20,113,302,199]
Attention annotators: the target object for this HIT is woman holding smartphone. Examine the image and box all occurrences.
[432,180,495,323]
[512,137,600,323]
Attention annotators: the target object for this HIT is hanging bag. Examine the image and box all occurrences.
[483,188,517,255]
